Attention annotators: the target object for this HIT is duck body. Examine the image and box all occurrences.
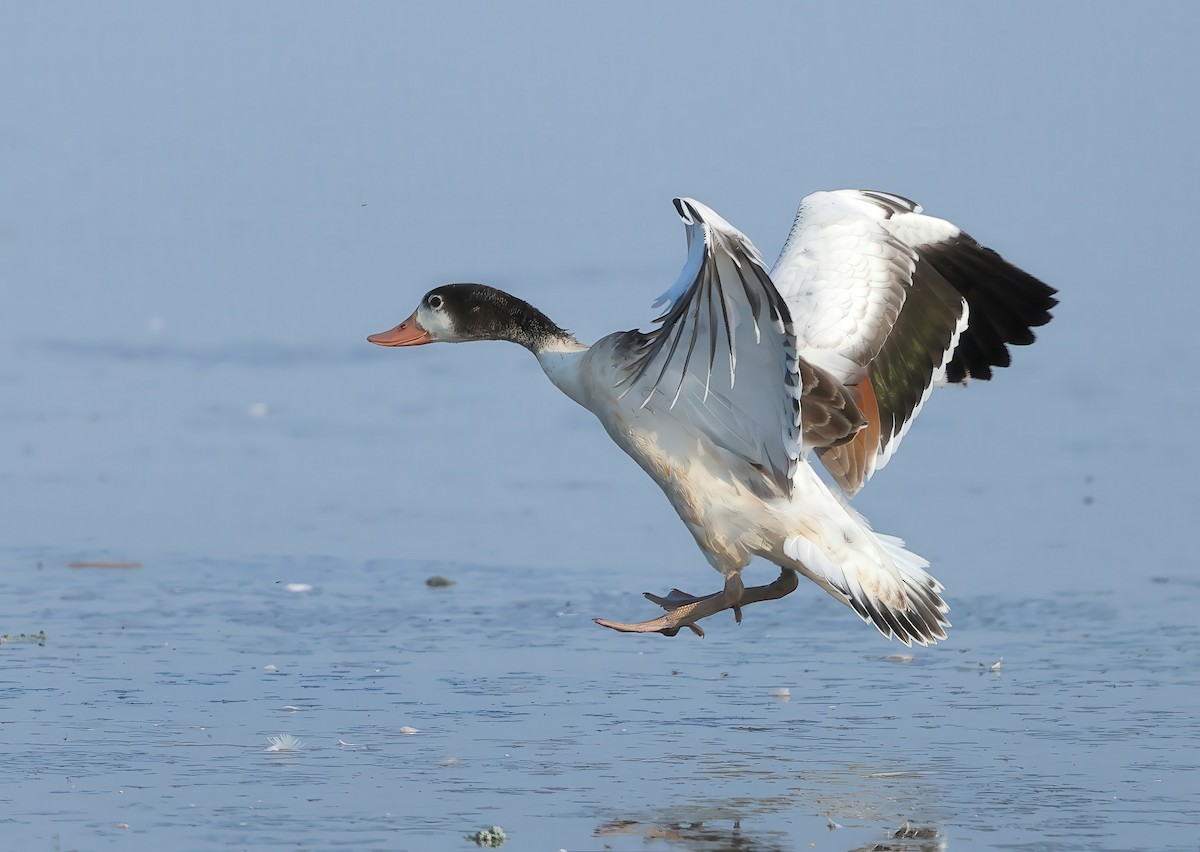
[535,322,944,641]
[370,191,1057,644]
[538,337,869,575]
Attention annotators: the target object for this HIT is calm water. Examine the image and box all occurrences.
[2,544,1197,850]
[3,4,1199,850]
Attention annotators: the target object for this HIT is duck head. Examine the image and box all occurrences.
[368,283,574,352]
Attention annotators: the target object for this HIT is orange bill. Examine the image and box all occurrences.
[368,310,432,346]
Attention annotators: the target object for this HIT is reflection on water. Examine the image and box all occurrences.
[855,823,946,852]
[596,813,794,852]
[596,811,945,852]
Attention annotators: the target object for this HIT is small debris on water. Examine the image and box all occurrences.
[771,687,791,700]
[990,658,1004,671]
[439,757,460,767]
[398,725,420,735]
[264,733,304,752]
[425,575,455,588]
[0,631,46,646]
[263,664,278,673]
[827,817,842,830]
[884,653,915,663]
[466,825,507,847]
[285,583,313,593]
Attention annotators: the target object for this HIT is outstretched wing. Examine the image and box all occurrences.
[613,198,863,498]
[770,189,1057,494]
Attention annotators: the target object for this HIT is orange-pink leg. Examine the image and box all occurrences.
[594,572,769,638]
[590,571,739,638]
[597,569,800,637]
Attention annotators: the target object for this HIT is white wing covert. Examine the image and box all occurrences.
[770,189,1055,494]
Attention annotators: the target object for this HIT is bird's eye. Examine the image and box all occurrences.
[428,294,444,309]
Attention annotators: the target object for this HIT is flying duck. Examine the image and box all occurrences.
[369,190,1056,644]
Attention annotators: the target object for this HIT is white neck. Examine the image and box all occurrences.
[535,341,593,409]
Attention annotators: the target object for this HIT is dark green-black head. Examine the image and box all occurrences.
[368,283,574,352]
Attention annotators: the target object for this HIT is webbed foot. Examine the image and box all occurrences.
[594,574,746,638]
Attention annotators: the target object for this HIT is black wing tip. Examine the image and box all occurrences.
[925,236,1058,383]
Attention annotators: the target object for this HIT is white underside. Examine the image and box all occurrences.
[538,340,944,641]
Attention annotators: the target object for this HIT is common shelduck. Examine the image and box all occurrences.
[369,190,1056,644]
